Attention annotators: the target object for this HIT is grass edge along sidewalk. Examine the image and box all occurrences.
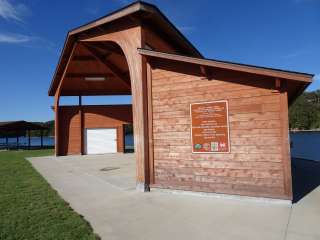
[0,150,99,240]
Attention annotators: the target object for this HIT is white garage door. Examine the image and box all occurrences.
[85,128,117,154]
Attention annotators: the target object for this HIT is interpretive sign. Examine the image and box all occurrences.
[190,100,230,153]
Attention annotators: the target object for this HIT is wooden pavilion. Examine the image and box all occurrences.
[48,1,314,200]
[0,121,48,149]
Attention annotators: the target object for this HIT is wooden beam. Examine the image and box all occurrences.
[139,54,150,190]
[54,93,60,155]
[69,2,142,35]
[66,73,114,78]
[272,78,282,93]
[92,42,124,56]
[275,78,281,90]
[72,55,98,61]
[280,83,293,200]
[79,96,84,155]
[146,62,154,184]
[55,43,78,156]
[59,90,131,96]
[82,43,131,88]
[200,65,213,80]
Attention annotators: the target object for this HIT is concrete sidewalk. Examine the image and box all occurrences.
[28,154,320,240]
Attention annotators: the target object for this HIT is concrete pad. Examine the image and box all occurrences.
[287,187,320,240]
[28,154,320,240]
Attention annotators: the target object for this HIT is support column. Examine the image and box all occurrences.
[6,136,8,150]
[280,80,293,200]
[40,129,43,148]
[28,130,31,150]
[54,94,60,156]
[16,136,19,149]
[79,96,84,155]
[131,53,150,192]
[54,42,78,157]
[146,62,154,184]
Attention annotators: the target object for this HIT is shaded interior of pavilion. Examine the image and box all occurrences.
[53,41,131,97]
[53,41,135,153]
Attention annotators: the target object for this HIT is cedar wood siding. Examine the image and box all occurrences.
[149,60,292,200]
[58,105,132,155]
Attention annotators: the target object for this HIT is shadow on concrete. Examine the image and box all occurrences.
[292,157,320,203]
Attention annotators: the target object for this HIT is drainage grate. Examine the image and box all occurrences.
[100,167,120,172]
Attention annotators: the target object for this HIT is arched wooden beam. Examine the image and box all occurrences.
[54,42,78,156]
[82,42,131,89]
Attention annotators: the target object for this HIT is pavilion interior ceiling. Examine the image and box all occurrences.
[60,41,131,96]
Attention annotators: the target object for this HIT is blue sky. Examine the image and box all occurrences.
[0,0,319,122]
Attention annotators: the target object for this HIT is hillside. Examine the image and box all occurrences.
[289,90,320,130]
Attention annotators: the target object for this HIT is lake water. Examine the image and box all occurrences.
[290,131,320,161]
[0,134,134,149]
[0,136,54,147]
[2,133,318,161]
[125,134,134,150]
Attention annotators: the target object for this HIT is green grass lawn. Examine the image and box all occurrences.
[0,150,98,240]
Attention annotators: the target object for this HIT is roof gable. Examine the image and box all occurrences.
[48,1,202,96]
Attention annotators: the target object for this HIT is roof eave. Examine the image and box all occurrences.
[138,48,314,83]
[48,33,72,96]
[69,2,144,35]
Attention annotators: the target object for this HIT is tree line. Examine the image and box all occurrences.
[29,120,55,137]
[289,90,320,130]
[0,121,54,138]
[1,90,319,138]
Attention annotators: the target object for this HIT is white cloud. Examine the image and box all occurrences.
[0,33,32,43]
[315,74,320,81]
[0,0,29,22]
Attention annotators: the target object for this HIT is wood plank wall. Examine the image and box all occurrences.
[150,65,292,199]
[58,105,132,155]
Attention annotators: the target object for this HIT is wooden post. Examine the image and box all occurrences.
[28,130,31,150]
[122,124,126,153]
[146,62,154,184]
[79,95,82,106]
[40,129,43,148]
[280,80,293,200]
[54,42,78,156]
[79,95,84,155]
[133,53,150,191]
[54,94,60,155]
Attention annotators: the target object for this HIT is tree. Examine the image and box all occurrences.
[289,90,320,130]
